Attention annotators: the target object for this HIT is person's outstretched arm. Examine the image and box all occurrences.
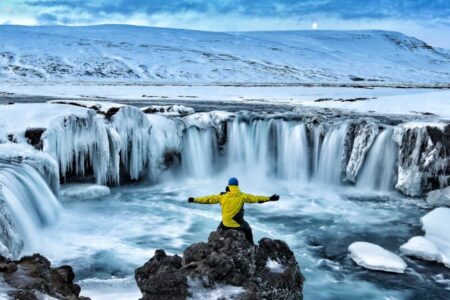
[188,194,220,204]
[243,193,280,203]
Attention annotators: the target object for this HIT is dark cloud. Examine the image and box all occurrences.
[24,0,450,21]
[36,13,58,25]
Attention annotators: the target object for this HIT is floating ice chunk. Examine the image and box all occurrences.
[400,208,450,268]
[142,105,194,116]
[348,242,407,273]
[266,259,286,274]
[426,187,450,207]
[421,208,450,268]
[400,236,441,262]
[61,184,111,200]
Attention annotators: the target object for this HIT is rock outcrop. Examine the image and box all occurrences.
[135,230,304,300]
[394,123,450,196]
[0,253,89,300]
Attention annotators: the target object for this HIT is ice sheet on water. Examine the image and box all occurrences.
[61,184,111,200]
[401,207,450,268]
[348,241,407,273]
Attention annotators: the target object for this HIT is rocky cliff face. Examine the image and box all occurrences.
[135,230,304,300]
[394,123,450,196]
[0,254,89,300]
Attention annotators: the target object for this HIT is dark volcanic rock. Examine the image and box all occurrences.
[0,253,89,300]
[135,249,188,300]
[135,230,304,300]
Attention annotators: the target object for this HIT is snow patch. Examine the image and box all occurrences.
[348,241,407,273]
[61,184,111,200]
[142,105,194,116]
[266,259,286,274]
[48,99,124,113]
[184,111,234,129]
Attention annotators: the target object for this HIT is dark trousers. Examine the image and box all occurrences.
[218,220,254,244]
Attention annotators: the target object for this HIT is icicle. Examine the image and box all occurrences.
[43,109,121,185]
[111,106,152,180]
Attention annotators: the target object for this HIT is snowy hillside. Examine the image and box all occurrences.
[0,25,449,86]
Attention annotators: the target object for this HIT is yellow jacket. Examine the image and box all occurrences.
[193,185,270,228]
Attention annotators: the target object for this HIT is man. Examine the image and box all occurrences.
[188,177,280,244]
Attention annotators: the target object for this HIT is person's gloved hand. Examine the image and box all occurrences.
[188,197,195,203]
[269,194,280,201]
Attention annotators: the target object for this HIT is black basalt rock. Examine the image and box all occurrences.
[135,249,188,300]
[135,230,304,300]
[0,253,89,300]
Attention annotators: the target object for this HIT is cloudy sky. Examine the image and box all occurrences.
[1,0,449,48]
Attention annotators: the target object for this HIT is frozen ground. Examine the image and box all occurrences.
[1,84,450,118]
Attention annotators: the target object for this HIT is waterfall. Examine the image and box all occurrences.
[0,161,62,255]
[315,124,348,184]
[181,127,218,178]
[357,128,398,191]
[226,119,273,178]
[277,122,310,181]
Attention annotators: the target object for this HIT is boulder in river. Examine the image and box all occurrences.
[0,253,89,300]
[135,229,304,300]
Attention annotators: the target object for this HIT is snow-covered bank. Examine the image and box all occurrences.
[2,84,450,118]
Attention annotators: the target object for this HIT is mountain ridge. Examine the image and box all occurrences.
[0,25,449,85]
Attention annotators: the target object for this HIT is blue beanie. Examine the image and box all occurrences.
[228,177,239,186]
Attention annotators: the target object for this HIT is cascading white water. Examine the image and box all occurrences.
[357,128,398,191]
[0,161,62,255]
[278,122,310,181]
[181,127,218,178]
[226,119,273,178]
[178,118,399,190]
[314,124,348,184]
